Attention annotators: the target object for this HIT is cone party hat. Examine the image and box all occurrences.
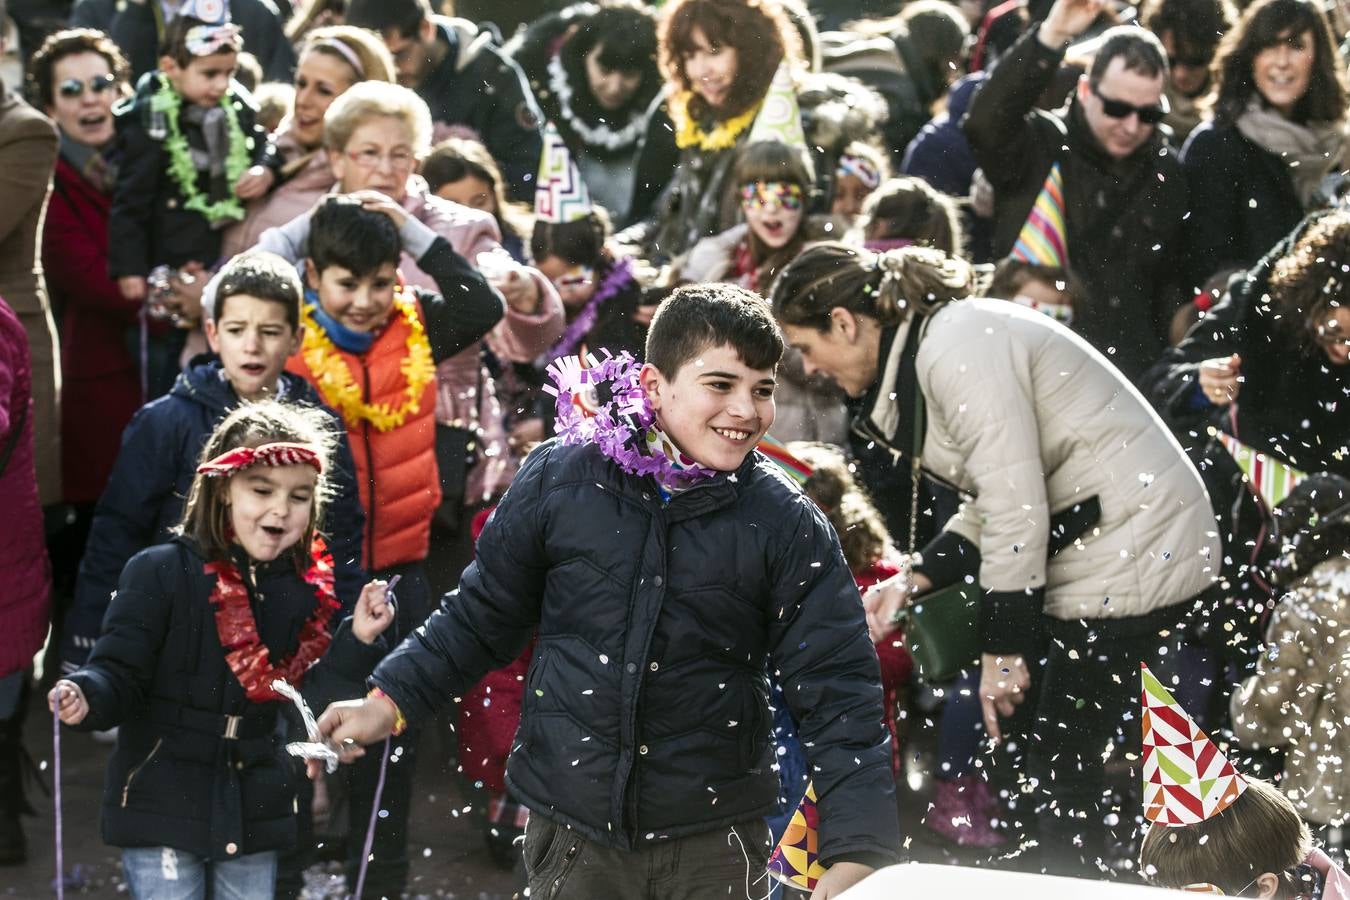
[756,435,812,487]
[747,63,814,178]
[1011,162,1069,268]
[1140,662,1247,826]
[1211,428,1307,511]
[534,122,592,224]
[768,781,827,891]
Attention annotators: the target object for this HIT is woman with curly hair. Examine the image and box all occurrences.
[505,1,674,227]
[1181,0,1349,288]
[1147,210,1350,478]
[625,0,803,262]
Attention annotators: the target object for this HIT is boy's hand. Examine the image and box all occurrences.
[979,652,1031,743]
[48,680,89,726]
[353,580,396,644]
[119,276,147,302]
[349,189,407,228]
[234,165,275,199]
[811,861,874,898]
[315,696,397,757]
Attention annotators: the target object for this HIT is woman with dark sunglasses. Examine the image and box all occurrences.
[27,30,137,535]
[1180,0,1349,291]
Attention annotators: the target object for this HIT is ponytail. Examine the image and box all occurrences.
[771,241,973,331]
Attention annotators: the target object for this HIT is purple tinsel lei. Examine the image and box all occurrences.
[543,350,716,486]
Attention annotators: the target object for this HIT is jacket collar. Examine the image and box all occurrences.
[656,452,759,524]
[859,315,915,445]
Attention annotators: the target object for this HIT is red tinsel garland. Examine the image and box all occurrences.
[207,537,340,703]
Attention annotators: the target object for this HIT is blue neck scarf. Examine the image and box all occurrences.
[304,289,374,354]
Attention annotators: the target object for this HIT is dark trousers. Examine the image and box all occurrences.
[523,816,772,900]
[1026,603,1192,878]
[343,561,432,899]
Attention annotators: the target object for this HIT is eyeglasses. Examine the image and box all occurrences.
[344,148,417,171]
[56,73,117,98]
[1090,84,1169,124]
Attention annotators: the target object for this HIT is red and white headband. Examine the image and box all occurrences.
[197,442,325,477]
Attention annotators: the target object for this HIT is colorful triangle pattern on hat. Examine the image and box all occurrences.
[1212,430,1307,510]
[535,121,593,224]
[768,781,827,890]
[747,62,815,179]
[1141,662,1247,826]
[1011,161,1068,269]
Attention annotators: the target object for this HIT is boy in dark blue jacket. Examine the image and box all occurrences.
[317,284,900,898]
[61,252,366,670]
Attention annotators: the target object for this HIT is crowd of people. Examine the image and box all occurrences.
[0,0,1348,895]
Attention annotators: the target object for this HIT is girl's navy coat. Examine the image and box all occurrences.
[67,538,384,860]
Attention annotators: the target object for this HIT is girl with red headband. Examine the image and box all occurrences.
[48,401,393,899]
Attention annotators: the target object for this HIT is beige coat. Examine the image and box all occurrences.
[1231,557,1350,827]
[0,84,60,504]
[915,299,1217,620]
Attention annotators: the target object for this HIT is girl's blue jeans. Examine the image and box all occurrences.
[121,847,277,900]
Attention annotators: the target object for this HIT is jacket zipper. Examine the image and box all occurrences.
[120,738,163,807]
[361,363,377,571]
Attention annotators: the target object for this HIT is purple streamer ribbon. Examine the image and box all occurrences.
[53,693,63,900]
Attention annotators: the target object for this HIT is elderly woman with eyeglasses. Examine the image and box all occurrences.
[254,79,562,569]
[30,29,136,512]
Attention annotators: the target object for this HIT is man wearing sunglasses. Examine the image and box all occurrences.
[964,0,1189,384]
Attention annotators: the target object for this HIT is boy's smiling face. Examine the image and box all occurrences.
[161,50,237,107]
[305,260,398,334]
[205,293,301,402]
[640,342,776,472]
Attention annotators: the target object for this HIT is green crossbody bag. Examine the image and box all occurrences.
[890,380,981,682]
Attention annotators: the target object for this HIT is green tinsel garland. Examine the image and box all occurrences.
[152,78,252,223]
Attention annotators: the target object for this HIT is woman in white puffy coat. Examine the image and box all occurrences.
[769,241,1219,876]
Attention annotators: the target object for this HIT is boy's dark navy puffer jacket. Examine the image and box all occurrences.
[371,439,901,865]
[61,356,367,668]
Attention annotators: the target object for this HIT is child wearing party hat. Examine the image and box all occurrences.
[109,0,280,306]
[680,64,818,296]
[1139,662,1350,897]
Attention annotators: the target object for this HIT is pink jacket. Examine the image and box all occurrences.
[0,296,51,678]
[222,127,335,259]
[397,178,564,503]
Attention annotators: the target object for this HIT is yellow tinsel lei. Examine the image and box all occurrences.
[669,91,760,151]
[300,291,435,432]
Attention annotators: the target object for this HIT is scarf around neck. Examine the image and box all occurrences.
[59,131,117,193]
[304,291,375,354]
[1236,97,1347,209]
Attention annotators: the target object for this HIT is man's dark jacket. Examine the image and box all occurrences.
[369,439,901,864]
[963,27,1189,381]
[61,357,367,668]
[416,18,544,203]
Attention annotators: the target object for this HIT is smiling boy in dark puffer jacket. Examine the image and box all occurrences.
[315,284,900,898]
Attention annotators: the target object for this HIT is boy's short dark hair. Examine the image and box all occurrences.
[644,284,784,378]
[308,197,401,279]
[213,251,303,330]
[344,0,429,41]
[530,211,611,267]
[1140,777,1312,895]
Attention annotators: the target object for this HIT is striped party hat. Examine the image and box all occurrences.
[1011,162,1068,268]
[1212,429,1307,511]
[747,62,815,178]
[757,435,813,486]
[768,781,827,891]
[534,122,592,224]
[1141,663,1247,827]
